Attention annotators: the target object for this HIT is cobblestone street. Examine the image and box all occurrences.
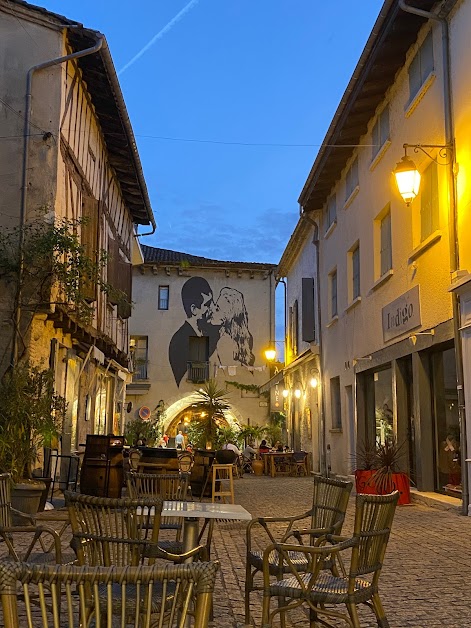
[2,475,471,627]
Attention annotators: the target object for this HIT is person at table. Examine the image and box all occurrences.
[242,442,257,459]
[175,430,185,450]
[223,441,241,456]
[259,439,270,454]
[274,441,283,452]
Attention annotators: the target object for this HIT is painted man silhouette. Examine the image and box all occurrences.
[168,277,219,386]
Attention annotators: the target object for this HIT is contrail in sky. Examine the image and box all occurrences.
[118,0,200,75]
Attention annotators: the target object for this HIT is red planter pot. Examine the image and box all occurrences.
[355,470,410,505]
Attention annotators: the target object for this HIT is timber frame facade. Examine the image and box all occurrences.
[0,1,154,460]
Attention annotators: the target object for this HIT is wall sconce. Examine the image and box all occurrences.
[309,368,320,389]
[352,355,373,367]
[409,329,435,346]
[282,389,290,398]
[264,347,276,362]
[294,388,302,399]
[393,143,452,206]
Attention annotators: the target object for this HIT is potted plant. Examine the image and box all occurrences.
[353,437,410,505]
[0,364,66,516]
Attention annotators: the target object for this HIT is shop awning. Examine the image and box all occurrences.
[259,371,284,394]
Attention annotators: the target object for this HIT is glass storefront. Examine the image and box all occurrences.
[432,347,460,495]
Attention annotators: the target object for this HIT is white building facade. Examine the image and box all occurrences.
[286,0,471,508]
[127,246,276,437]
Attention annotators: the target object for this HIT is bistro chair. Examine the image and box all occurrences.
[261,491,400,628]
[290,451,309,476]
[65,490,204,565]
[178,452,194,473]
[0,473,61,563]
[126,471,191,541]
[0,560,219,627]
[245,475,353,625]
[128,449,141,471]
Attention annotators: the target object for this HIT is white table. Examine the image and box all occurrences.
[162,500,252,559]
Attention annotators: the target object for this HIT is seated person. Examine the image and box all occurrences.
[242,442,257,459]
[223,441,241,456]
[274,441,283,452]
[259,439,270,454]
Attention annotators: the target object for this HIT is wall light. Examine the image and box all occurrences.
[282,389,290,398]
[393,143,452,206]
[309,368,320,389]
[294,388,302,399]
[409,329,435,346]
[264,347,276,362]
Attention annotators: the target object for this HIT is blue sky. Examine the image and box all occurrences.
[45,1,383,343]
[45,0,383,264]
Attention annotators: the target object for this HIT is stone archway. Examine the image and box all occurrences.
[161,394,242,436]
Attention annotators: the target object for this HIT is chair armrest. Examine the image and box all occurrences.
[261,537,359,586]
[10,507,35,525]
[282,526,334,544]
[246,512,311,551]
[146,543,207,563]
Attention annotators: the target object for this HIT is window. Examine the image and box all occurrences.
[301,277,316,343]
[352,244,360,300]
[326,194,336,231]
[380,211,392,275]
[330,270,338,318]
[158,285,169,310]
[409,31,434,102]
[371,107,390,160]
[345,158,359,201]
[420,161,439,240]
[188,336,209,382]
[130,336,148,380]
[288,301,299,357]
[330,376,342,429]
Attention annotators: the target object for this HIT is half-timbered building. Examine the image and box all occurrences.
[0,1,155,459]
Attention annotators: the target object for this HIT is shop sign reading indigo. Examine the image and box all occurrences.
[382,285,421,341]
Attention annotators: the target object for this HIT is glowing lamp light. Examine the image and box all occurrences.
[294,389,302,399]
[310,376,318,389]
[282,389,289,398]
[264,348,276,362]
[393,154,421,205]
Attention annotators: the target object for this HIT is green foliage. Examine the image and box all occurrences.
[0,364,66,482]
[238,424,267,445]
[264,424,282,447]
[189,380,232,448]
[224,381,260,394]
[0,216,130,325]
[353,437,407,488]
[124,416,160,447]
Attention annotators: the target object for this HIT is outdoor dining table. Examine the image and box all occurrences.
[162,500,252,560]
[260,451,294,477]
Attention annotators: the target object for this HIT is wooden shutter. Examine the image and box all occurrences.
[302,277,315,342]
[81,195,99,302]
[107,237,120,305]
[117,259,132,319]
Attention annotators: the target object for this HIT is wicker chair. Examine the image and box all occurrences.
[0,560,219,627]
[64,491,202,565]
[0,473,61,563]
[126,471,190,540]
[261,491,400,628]
[178,452,194,473]
[245,475,353,624]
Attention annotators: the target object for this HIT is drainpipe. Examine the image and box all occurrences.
[301,210,327,475]
[11,33,104,367]
[399,1,467,514]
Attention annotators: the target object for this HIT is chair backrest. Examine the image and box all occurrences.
[129,449,141,470]
[310,475,353,534]
[178,452,194,473]
[349,491,399,587]
[215,449,237,464]
[64,491,163,545]
[0,561,219,628]
[0,474,12,528]
[126,472,190,501]
[292,451,307,463]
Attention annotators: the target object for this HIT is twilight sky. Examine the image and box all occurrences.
[44,0,383,265]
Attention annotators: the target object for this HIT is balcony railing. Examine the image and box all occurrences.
[132,360,148,380]
[187,361,209,383]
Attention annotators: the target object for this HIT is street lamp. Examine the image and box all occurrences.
[393,143,452,206]
[264,347,276,362]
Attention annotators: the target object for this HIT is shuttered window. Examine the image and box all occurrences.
[302,277,315,342]
[81,195,99,302]
[420,161,439,241]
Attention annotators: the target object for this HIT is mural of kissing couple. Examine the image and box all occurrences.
[169,276,255,387]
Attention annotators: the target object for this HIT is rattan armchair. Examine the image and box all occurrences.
[245,475,353,624]
[126,471,191,539]
[0,560,219,627]
[0,473,61,563]
[261,491,400,628]
[64,491,203,564]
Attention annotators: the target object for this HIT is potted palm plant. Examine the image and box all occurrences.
[0,364,66,516]
[353,437,410,505]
